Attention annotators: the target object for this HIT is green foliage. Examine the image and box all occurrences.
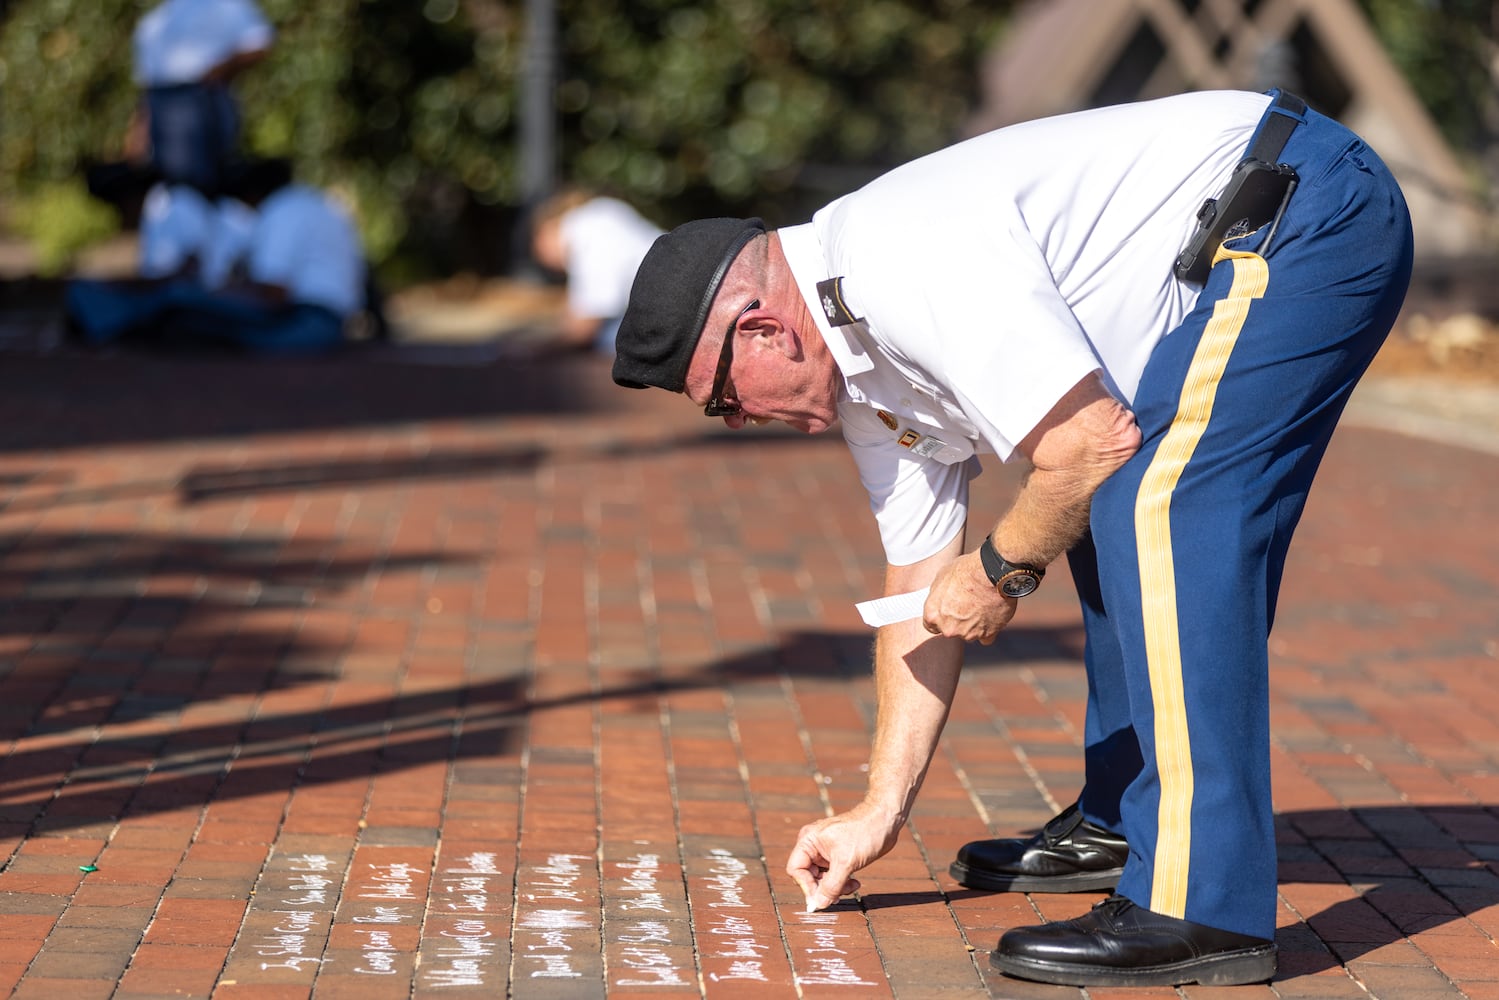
[555,0,1008,224]
[0,0,1011,276]
[7,0,1485,277]
[9,180,120,276]
[0,0,143,185]
[1356,0,1497,159]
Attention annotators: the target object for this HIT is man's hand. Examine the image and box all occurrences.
[786,801,904,912]
[922,550,1015,644]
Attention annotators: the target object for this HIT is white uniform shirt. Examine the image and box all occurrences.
[138,183,215,278]
[200,198,258,288]
[138,185,259,288]
[779,90,1272,566]
[247,185,364,317]
[133,0,274,87]
[560,198,663,320]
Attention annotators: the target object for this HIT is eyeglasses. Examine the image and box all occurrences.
[703,299,759,417]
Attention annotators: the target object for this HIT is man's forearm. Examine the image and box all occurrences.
[863,616,964,820]
[988,373,1142,567]
[987,465,1098,568]
[863,542,968,820]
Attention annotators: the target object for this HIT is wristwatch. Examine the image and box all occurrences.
[979,535,1045,598]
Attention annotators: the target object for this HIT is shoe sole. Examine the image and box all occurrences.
[991,944,1277,987]
[948,860,1122,894]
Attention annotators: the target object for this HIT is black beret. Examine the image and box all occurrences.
[612,217,766,392]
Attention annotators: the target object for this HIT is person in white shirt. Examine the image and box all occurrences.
[607,90,1413,987]
[136,183,215,280]
[530,189,664,353]
[136,182,256,287]
[64,178,254,343]
[66,160,365,356]
[126,0,275,195]
[151,159,366,354]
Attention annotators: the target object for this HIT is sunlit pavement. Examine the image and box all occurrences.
[0,346,1495,999]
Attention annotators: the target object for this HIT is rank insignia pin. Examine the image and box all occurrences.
[814,277,862,326]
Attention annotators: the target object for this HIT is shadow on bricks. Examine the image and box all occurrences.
[1,617,1092,842]
[1275,805,1499,976]
[0,351,610,452]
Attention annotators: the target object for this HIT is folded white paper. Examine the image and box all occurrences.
[855,587,930,628]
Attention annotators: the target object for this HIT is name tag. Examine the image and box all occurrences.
[903,432,968,465]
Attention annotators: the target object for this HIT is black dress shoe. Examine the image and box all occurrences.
[992,894,1277,987]
[949,803,1127,892]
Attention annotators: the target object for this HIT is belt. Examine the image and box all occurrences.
[1246,90,1307,164]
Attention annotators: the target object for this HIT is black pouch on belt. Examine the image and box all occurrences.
[1174,90,1306,284]
[1173,158,1298,283]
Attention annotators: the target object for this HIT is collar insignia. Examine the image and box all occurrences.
[815,276,862,327]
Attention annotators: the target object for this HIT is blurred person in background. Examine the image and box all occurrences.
[65,172,257,342]
[530,188,664,354]
[66,159,366,356]
[135,180,257,287]
[124,0,275,197]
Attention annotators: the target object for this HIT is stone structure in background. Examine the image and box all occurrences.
[968,0,1492,263]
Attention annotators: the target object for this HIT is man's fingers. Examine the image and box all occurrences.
[786,837,829,906]
[813,861,854,908]
[789,866,818,902]
[806,874,862,913]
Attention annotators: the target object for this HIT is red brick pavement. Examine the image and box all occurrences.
[0,349,1494,998]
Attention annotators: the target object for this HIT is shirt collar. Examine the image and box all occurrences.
[777,223,875,377]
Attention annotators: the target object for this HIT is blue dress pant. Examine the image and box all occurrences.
[1071,97,1413,939]
[146,82,240,195]
[67,279,345,356]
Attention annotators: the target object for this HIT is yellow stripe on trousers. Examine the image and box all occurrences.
[1134,246,1269,918]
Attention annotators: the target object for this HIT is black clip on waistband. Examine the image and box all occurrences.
[1247,90,1307,164]
[1249,91,1306,258]
[1173,91,1307,283]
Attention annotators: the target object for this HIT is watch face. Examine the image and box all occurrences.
[999,571,1040,599]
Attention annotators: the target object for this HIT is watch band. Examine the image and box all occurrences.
[979,535,1045,598]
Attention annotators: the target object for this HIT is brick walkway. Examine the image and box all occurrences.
[0,348,1495,999]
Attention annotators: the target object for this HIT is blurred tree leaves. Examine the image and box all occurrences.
[553,0,1003,223]
[0,0,1010,277]
[1356,0,1497,170]
[1,0,1491,277]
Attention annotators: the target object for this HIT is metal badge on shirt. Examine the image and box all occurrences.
[894,426,968,464]
[821,277,970,465]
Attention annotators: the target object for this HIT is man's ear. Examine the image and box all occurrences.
[740,310,799,360]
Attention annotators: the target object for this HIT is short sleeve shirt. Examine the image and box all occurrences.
[248,185,364,316]
[139,184,259,287]
[134,0,274,87]
[560,198,664,321]
[138,183,215,278]
[199,197,258,289]
[778,90,1272,566]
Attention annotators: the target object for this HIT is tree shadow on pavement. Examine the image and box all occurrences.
[0,422,821,516]
[1275,804,1499,977]
[0,624,1072,838]
[0,350,619,454]
[860,803,1499,989]
[0,348,831,457]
